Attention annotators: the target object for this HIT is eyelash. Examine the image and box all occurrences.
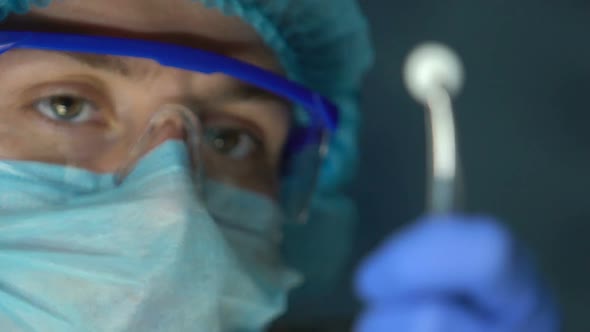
[33,95,99,124]
[199,112,266,157]
[24,83,111,127]
[203,125,264,159]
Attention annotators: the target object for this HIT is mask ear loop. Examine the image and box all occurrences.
[113,104,203,192]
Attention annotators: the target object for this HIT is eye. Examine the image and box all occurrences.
[204,127,262,160]
[35,95,97,123]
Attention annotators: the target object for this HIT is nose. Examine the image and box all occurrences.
[115,104,202,184]
[148,104,198,146]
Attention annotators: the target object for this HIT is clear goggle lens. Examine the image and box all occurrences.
[0,51,328,222]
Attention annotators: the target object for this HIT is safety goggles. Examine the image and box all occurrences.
[0,31,339,222]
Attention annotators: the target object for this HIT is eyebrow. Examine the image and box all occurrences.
[61,52,291,106]
[214,82,292,106]
[61,52,150,79]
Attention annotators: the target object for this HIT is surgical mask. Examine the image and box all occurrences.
[0,141,301,332]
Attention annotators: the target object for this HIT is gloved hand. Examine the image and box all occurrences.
[354,215,560,332]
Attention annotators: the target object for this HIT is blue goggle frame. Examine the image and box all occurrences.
[0,31,339,156]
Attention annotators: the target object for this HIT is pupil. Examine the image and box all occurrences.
[209,129,239,153]
[51,97,81,119]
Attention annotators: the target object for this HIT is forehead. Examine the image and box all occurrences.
[1,0,281,72]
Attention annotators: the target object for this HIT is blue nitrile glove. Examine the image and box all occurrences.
[354,215,560,332]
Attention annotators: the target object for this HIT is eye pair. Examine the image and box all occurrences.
[36,95,263,161]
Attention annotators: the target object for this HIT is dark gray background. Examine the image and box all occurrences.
[355,1,590,331]
[276,1,590,331]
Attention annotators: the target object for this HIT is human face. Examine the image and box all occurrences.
[0,0,291,196]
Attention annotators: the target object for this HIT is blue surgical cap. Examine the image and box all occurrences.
[0,0,374,308]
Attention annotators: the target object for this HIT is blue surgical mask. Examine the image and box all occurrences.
[0,141,301,332]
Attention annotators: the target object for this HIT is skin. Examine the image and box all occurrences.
[0,0,291,195]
